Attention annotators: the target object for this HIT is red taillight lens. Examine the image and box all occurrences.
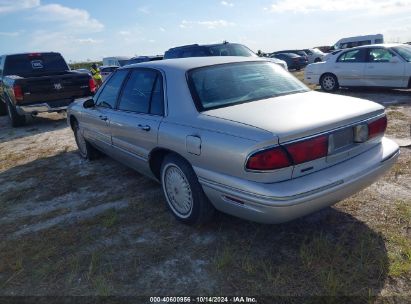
[28,53,41,57]
[246,147,291,171]
[368,116,387,139]
[89,78,96,93]
[13,85,23,101]
[285,135,328,165]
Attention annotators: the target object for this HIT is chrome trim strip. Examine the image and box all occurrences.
[199,176,344,205]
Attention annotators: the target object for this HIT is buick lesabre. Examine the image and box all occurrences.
[67,57,399,225]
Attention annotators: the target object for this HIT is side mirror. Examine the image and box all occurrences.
[83,98,95,109]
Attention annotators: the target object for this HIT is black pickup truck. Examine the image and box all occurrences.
[0,52,96,127]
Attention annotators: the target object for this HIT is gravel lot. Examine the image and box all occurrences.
[0,84,410,301]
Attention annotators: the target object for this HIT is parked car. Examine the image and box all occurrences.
[74,68,91,76]
[126,55,163,65]
[164,42,288,70]
[305,44,411,91]
[102,56,131,67]
[99,66,119,82]
[270,53,308,70]
[67,56,399,225]
[0,52,95,127]
[302,48,325,63]
[272,50,309,61]
[331,34,384,51]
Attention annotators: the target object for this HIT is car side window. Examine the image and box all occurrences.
[118,69,164,115]
[367,48,395,63]
[337,49,366,63]
[95,70,129,109]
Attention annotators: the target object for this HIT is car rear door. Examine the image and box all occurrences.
[332,48,366,86]
[364,47,406,88]
[81,69,129,153]
[109,68,165,175]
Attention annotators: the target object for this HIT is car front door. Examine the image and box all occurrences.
[364,47,406,88]
[333,48,366,86]
[109,68,165,176]
[81,69,129,153]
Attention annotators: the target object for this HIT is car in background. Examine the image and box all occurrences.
[126,55,163,65]
[303,48,325,63]
[164,42,288,70]
[102,56,131,67]
[331,34,384,51]
[67,56,399,225]
[99,66,119,82]
[272,50,309,61]
[270,53,308,70]
[305,44,411,91]
[74,68,91,76]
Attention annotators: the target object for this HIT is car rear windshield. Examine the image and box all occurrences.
[4,53,69,77]
[393,45,411,62]
[188,61,308,111]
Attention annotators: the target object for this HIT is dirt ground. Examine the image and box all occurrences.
[0,83,410,301]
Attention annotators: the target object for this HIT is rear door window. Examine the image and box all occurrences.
[95,70,129,109]
[367,48,395,62]
[118,69,164,115]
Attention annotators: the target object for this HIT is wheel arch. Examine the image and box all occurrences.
[69,114,78,131]
[149,148,192,181]
[320,72,338,81]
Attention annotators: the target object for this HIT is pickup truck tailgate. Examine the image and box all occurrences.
[17,73,91,105]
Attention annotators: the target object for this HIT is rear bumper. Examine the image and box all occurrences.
[16,101,72,115]
[196,137,399,224]
[304,72,320,84]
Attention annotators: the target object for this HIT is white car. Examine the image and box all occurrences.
[305,44,411,91]
[303,48,325,63]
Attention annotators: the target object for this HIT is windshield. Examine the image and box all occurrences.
[188,62,308,111]
[208,44,257,57]
[393,45,411,62]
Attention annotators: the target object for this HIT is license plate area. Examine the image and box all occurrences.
[328,127,354,155]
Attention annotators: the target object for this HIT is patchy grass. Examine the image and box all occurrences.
[0,98,410,298]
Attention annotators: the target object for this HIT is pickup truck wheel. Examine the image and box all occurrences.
[0,101,7,116]
[320,73,339,92]
[73,121,99,160]
[6,101,26,127]
[161,154,215,225]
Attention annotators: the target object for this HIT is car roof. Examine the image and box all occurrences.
[275,52,300,57]
[166,42,242,51]
[341,43,403,51]
[122,56,267,72]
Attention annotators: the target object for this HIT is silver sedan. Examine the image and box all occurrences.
[67,57,399,225]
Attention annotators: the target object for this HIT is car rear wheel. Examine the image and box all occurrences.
[321,74,339,92]
[161,154,215,225]
[73,120,99,160]
[6,100,26,127]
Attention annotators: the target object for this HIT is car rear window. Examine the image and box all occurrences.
[393,45,411,62]
[4,53,69,77]
[188,61,308,111]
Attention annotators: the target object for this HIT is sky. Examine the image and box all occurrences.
[1,0,411,62]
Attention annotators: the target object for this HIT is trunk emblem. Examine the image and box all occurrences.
[54,83,63,90]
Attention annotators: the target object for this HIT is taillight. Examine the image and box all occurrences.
[246,146,291,171]
[285,135,328,165]
[368,115,387,139]
[89,78,96,93]
[13,85,23,101]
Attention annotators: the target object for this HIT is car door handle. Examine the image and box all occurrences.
[99,115,108,121]
[138,124,151,131]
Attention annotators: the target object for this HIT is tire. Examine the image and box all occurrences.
[6,100,26,127]
[320,73,339,92]
[161,154,215,225]
[73,120,99,160]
